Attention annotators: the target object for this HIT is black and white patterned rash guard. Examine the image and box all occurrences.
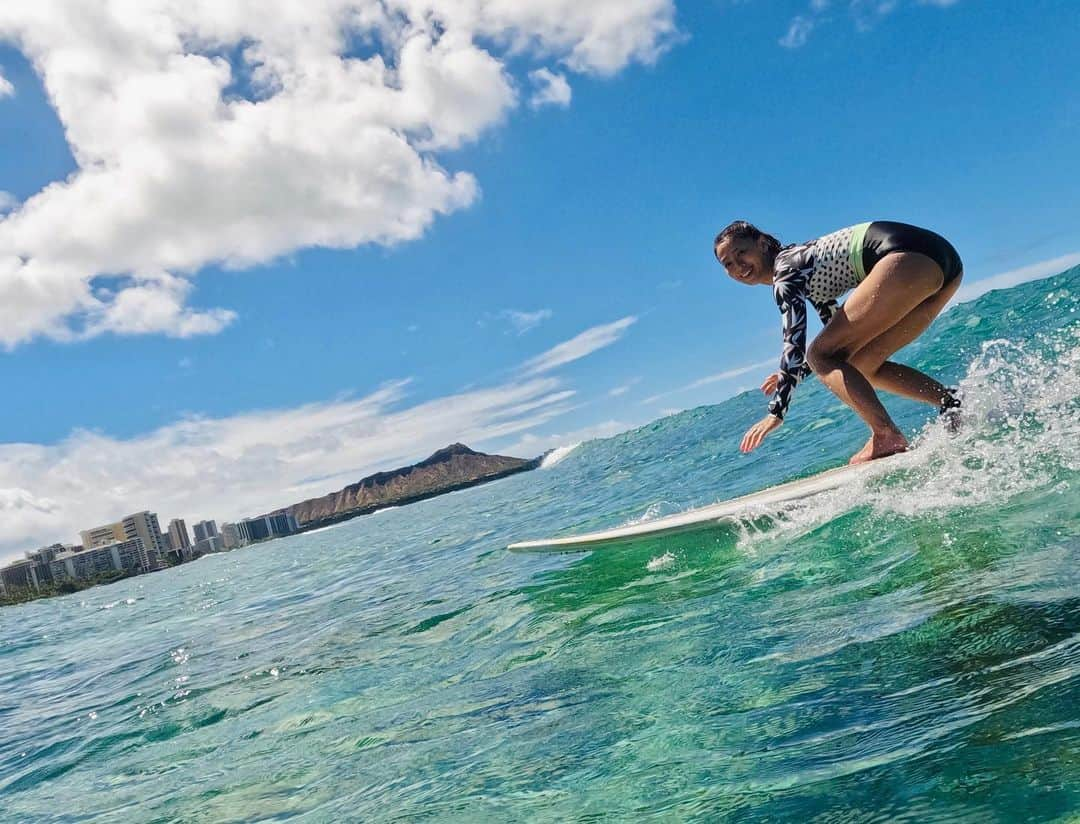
[767,223,870,421]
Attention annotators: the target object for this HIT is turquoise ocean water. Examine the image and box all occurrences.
[1,270,1078,822]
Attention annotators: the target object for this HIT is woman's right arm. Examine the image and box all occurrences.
[767,266,811,421]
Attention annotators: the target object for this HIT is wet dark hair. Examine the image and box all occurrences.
[713,221,782,261]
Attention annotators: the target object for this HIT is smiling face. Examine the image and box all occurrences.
[714,235,774,286]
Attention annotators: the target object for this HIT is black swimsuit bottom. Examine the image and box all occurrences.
[862,221,964,285]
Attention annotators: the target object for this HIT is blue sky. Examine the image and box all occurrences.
[0,0,1077,559]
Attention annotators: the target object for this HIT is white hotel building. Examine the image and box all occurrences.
[49,537,151,582]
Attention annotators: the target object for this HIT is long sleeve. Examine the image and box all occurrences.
[791,300,838,380]
[816,299,839,327]
[768,263,813,421]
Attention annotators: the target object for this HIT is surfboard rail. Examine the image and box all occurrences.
[507,450,916,552]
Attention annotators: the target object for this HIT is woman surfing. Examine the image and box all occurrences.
[713,221,963,464]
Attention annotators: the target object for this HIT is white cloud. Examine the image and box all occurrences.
[779,15,816,48]
[522,315,637,375]
[529,68,571,108]
[0,70,12,98]
[780,0,956,47]
[642,356,774,405]
[477,0,679,75]
[0,376,579,562]
[609,377,642,397]
[850,0,899,31]
[953,251,1080,306]
[79,273,237,339]
[0,0,677,347]
[681,357,776,391]
[498,308,553,334]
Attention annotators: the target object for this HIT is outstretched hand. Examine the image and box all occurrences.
[740,415,782,453]
[760,372,780,395]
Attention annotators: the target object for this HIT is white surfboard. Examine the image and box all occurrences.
[507,450,916,552]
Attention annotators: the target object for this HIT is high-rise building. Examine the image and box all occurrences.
[192,520,218,542]
[236,517,270,544]
[49,538,150,582]
[81,512,167,567]
[190,535,224,558]
[81,523,124,548]
[0,558,42,594]
[121,512,167,562]
[268,512,300,535]
[24,543,66,587]
[221,522,241,550]
[168,519,192,553]
[234,513,299,545]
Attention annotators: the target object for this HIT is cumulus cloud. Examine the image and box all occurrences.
[529,68,571,108]
[80,273,238,339]
[0,0,677,347]
[522,315,637,375]
[0,71,12,97]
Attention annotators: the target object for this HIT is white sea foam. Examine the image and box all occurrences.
[647,552,676,571]
[623,501,682,526]
[303,520,351,535]
[541,443,581,469]
[735,328,1080,550]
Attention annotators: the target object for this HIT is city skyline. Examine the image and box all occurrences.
[0,503,306,600]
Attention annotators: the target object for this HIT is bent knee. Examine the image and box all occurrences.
[807,339,850,373]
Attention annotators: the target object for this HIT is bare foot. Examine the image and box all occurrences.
[848,431,909,464]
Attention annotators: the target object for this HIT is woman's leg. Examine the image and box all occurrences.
[806,252,946,463]
[849,272,963,405]
[860,361,950,406]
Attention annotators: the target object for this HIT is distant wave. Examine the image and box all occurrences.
[305,507,397,533]
[541,443,581,469]
[303,521,350,535]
